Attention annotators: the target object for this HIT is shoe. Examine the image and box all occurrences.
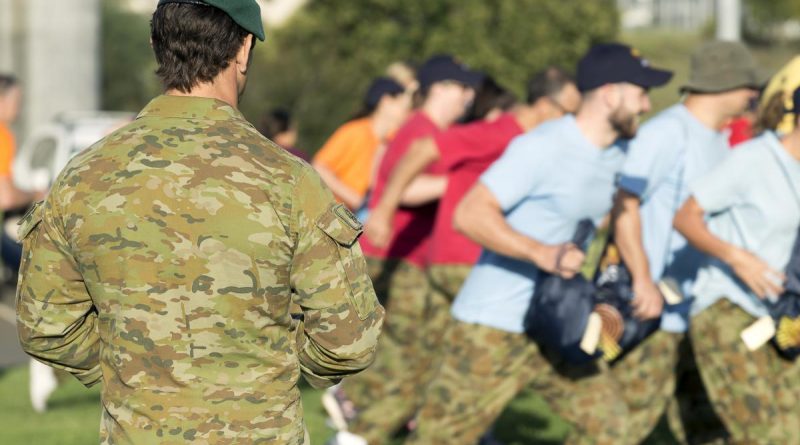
[325,431,368,445]
[30,359,58,413]
[322,384,358,431]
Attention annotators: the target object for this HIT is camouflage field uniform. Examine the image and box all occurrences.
[691,299,800,444]
[16,95,384,445]
[343,263,471,443]
[406,319,632,445]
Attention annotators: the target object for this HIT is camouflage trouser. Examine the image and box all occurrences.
[606,328,728,445]
[406,319,631,445]
[427,263,472,303]
[342,258,453,444]
[691,298,800,444]
[610,330,682,444]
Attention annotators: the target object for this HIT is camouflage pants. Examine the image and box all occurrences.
[427,264,472,303]
[610,330,683,444]
[342,258,453,444]
[405,319,631,445]
[691,299,800,444]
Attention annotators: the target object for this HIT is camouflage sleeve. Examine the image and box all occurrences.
[289,168,384,389]
[16,199,102,387]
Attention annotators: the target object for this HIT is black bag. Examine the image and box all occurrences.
[524,220,660,364]
[767,226,800,360]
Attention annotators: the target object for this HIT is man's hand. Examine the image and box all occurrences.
[727,247,785,300]
[364,207,393,249]
[632,280,664,320]
[532,243,585,279]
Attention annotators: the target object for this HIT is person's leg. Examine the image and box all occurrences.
[609,330,682,444]
[691,299,800,444]
[345,260,438,444]
[531,347,631,445]
[405,320,538,445]
[666,336,730,445]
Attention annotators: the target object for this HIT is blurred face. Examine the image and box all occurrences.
[275,127,298,148]
[0,86,21,124]
[430,81,476,125]
[378,91,412,133]
[609,83,651,139]
[715,87,759,118]
[542,83,582,120]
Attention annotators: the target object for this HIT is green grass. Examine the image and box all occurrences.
[0,364,679,444]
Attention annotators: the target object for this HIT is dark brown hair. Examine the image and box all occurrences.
[0,74,18,95]
[755,92,787,134]
[150,4,250,93]
[259,108,292,139]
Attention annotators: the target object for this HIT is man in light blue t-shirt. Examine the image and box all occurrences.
[406,43,672,445]
[611,40,761,443]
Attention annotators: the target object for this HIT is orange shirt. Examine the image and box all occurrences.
[0,123,15,178]
[313,117,379,199]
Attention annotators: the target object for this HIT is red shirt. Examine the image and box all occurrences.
[361,112,446,266]
[726,116,753,148]
[428,113,524,265]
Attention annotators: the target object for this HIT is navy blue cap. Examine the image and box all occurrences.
[577,43,673,92]
[789,85,800,114]
[418,55,484,91]
[364,77,405,109]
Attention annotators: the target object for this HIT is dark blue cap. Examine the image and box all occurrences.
[418,55,484,91]
[577,43,673,92]
[364,77,405,109]
[789,85,800,114]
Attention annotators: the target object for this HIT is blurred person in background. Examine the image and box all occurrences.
[610,41,761,443]
[1,74,58,414]
[259,107,310,161]
[386,61,419,97]
[673,84,800,443]
[404,43,670,445]
[327,54,481,445]
[355,67,579,445]
[755,55,800,136]
[313,77,411,212]
[461,75,518,123]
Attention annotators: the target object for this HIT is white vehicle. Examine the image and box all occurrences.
[13,111,135,192]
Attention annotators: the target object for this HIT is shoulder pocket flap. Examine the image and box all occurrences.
[18,201,44,240]
[316,204,363,247]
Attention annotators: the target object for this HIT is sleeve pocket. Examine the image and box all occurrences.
[17,201,44,241]
[316,204,377,319]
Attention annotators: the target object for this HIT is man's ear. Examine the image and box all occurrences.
[236,35,255,74]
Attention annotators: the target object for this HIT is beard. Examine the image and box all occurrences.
[610,107,639,139]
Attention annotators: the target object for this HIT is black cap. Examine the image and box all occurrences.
[364,77,405,109]
[417,55,484,91]
[577,43,673,92]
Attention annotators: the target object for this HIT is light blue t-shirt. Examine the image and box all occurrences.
[451,115,628,334]
[617,104,730,332]
[691,132,800,318]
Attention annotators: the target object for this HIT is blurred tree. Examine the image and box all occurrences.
[241,0,619,152]
[100,0,160,111]
[744,0,800,42]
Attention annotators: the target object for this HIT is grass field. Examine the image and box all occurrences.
[0,364,680,445]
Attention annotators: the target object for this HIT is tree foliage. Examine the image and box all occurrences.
[100,0,620,152]
[241,0,619,152]
[100,0,160,111]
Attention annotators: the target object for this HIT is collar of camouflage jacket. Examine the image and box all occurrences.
[137,95,248,122]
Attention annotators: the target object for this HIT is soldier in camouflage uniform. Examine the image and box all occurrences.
[15,1,384,444]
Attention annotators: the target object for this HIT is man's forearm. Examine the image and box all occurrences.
[454,185,541,264]
[376,138,441,212]
[613,196,653,283]
[674,197,734,263]
[312,163,363,210]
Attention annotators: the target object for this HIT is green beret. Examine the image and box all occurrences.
[157,0,265,41]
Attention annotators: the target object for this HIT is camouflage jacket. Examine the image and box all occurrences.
[16,95,384,444]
